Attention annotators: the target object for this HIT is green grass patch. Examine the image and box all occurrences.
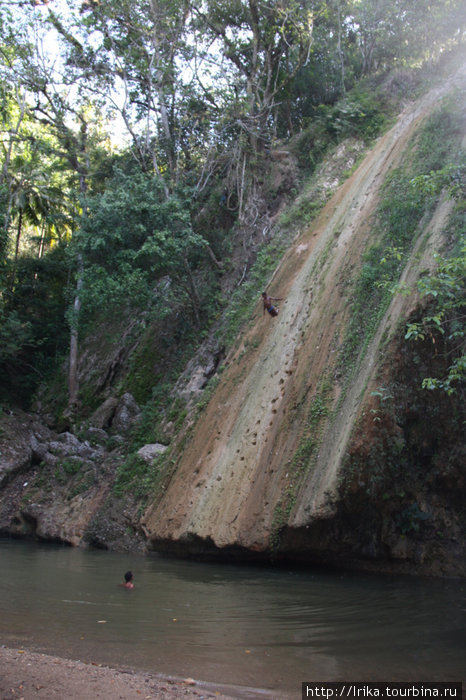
[113,453,160,498]
[337,95,465,381]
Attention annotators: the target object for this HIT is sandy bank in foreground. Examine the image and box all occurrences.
[0,647,273,700]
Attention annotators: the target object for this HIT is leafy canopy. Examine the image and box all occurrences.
[75,168,209,321]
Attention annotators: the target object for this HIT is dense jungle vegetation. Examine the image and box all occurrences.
[1,0,465,421]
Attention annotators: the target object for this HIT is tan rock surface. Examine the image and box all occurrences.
[142,58,466,557]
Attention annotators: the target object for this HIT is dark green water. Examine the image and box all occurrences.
[0,539,464,698]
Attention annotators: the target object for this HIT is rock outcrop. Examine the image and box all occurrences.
[0,395,146,551]
[140,64,466,576]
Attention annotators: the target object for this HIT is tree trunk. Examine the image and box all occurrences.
[68,254,84,408]
[336,1,346,94]
[9,210,23,292]
[38,222,46,259]
[67,117,89,410]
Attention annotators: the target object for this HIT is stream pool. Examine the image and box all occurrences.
[0,539,464,698]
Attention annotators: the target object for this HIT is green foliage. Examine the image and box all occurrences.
[113,453,163,499]
[395,503,431,535]
[279,187,326,229]
[196,376,220,413]
[400,97,466,394]
[1,0,465,418]
[410,161,466,202]
[0,245,69,403]
[405,244,465,394]
[125,330,167,406]
[290,83,393,174]
[0,306,34,363]
[75,169,212,329]
[54,457,83,485]
[129,387,172,447]
[338,242,395,374]
[62,458,83,475]
[309,393,330,422]
[324,91,389,140]
[379,173,429,244]
[415,98,464,172]
[338,97,465,380]
[339,298,464,552]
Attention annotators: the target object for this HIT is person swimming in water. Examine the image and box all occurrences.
[262,291,282,317]
[121,571,134,589]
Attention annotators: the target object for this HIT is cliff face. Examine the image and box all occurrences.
[141,63,466,575]
[1,62,464,576]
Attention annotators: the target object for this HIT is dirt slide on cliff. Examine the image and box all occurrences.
[142,57,466,555]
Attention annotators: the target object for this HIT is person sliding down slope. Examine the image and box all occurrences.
[262,291,283,317]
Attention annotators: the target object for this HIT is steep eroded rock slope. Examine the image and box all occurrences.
[142,60,466,575]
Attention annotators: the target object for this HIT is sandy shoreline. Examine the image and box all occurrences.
[0,646,278,700]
